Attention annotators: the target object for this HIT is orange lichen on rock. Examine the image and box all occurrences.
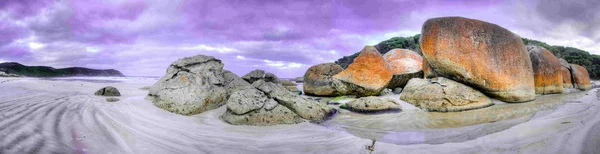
[527,45,563,94]
[333,46,392,96]
[383,49,423,88]
[420,16,535,102]
[561,67,573,88]
[571,64,592,90]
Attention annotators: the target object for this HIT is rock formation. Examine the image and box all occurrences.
[95,86,121,96]
[222,88,303,125]
[222,70,336,125]
[253,80,336,122]
[340,96,402,113]
[420,16,535,102]
[242,69,280,84]
[383,49,424,88]
[148,55,228,116]
[400,77,494,112]
[558,58,575,88]
[571,64,592,90]
[332,46,392,96]
[526,45,563,94]
[303,63,343,96]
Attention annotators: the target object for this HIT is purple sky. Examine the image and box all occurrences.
[1,0,599,78]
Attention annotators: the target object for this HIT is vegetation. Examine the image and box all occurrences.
[0,62,125,77]
[521,38,600,78]
[335,35,600,79]
[335,34,421,69]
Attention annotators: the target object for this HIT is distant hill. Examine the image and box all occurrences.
[335,34,600,79]
[0,62,125,77]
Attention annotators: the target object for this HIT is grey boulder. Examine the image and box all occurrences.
[148,55,228,116]
[252,80,336,122]
[95,86,121,96]
[340,96,402,113]
[242,69,280,84]
[400,77,494,112]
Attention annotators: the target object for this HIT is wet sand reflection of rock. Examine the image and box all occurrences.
[322,91,588,145]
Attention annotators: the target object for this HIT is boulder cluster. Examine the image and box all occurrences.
[302,16,593,112]
[148,16,594,126]
[148,55,335,126]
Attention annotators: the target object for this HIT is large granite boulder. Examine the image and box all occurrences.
[383,49,424,88]
[332,46,393,96]
[303,63,343,96]
[571,64,592,90]
[148,55,228,116]
[95,86,121,96]
[526,45,563,94]
[340,96,402,113]
[420,16,535,102]
[222,88,303,126]
[253,80,336,122]
[400,77,494,112]
[561,67,574,88]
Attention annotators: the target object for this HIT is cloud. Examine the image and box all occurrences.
[0,0,599,78]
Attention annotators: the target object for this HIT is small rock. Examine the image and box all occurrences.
[392,88,403,94]
[340,96,402,113]
[281,80,297,86]
[378,88,394,96]
[95,86,121,96]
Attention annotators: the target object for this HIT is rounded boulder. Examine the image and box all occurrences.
[420,16,535,102]
[527,45,563,94]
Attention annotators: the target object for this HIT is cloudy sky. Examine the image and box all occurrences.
[1,0,599,77]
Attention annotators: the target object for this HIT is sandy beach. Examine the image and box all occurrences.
[0,77,598,154]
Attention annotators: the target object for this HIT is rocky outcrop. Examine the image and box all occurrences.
[562,67,574,88]
[222,88,304,126]
[303,63,343,96]
[223,70,253,96]
[340,96,401,113]
[242,69,279,84]
[285,86,302,95]
[95,86,121,96]
[148,55,228,116]
[420,16,535,102]
[571,64,592,90]
[383,49,424,88]
[253,80,336,122]
[527,45,563,94]
[222,73,335,125]
[400,77,494,112]
[332,46,393,96]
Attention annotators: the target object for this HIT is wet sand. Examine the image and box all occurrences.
[0,77,599,153]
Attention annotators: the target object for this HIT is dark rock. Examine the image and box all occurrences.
[95,86,121,96]
[303,63,343,96]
